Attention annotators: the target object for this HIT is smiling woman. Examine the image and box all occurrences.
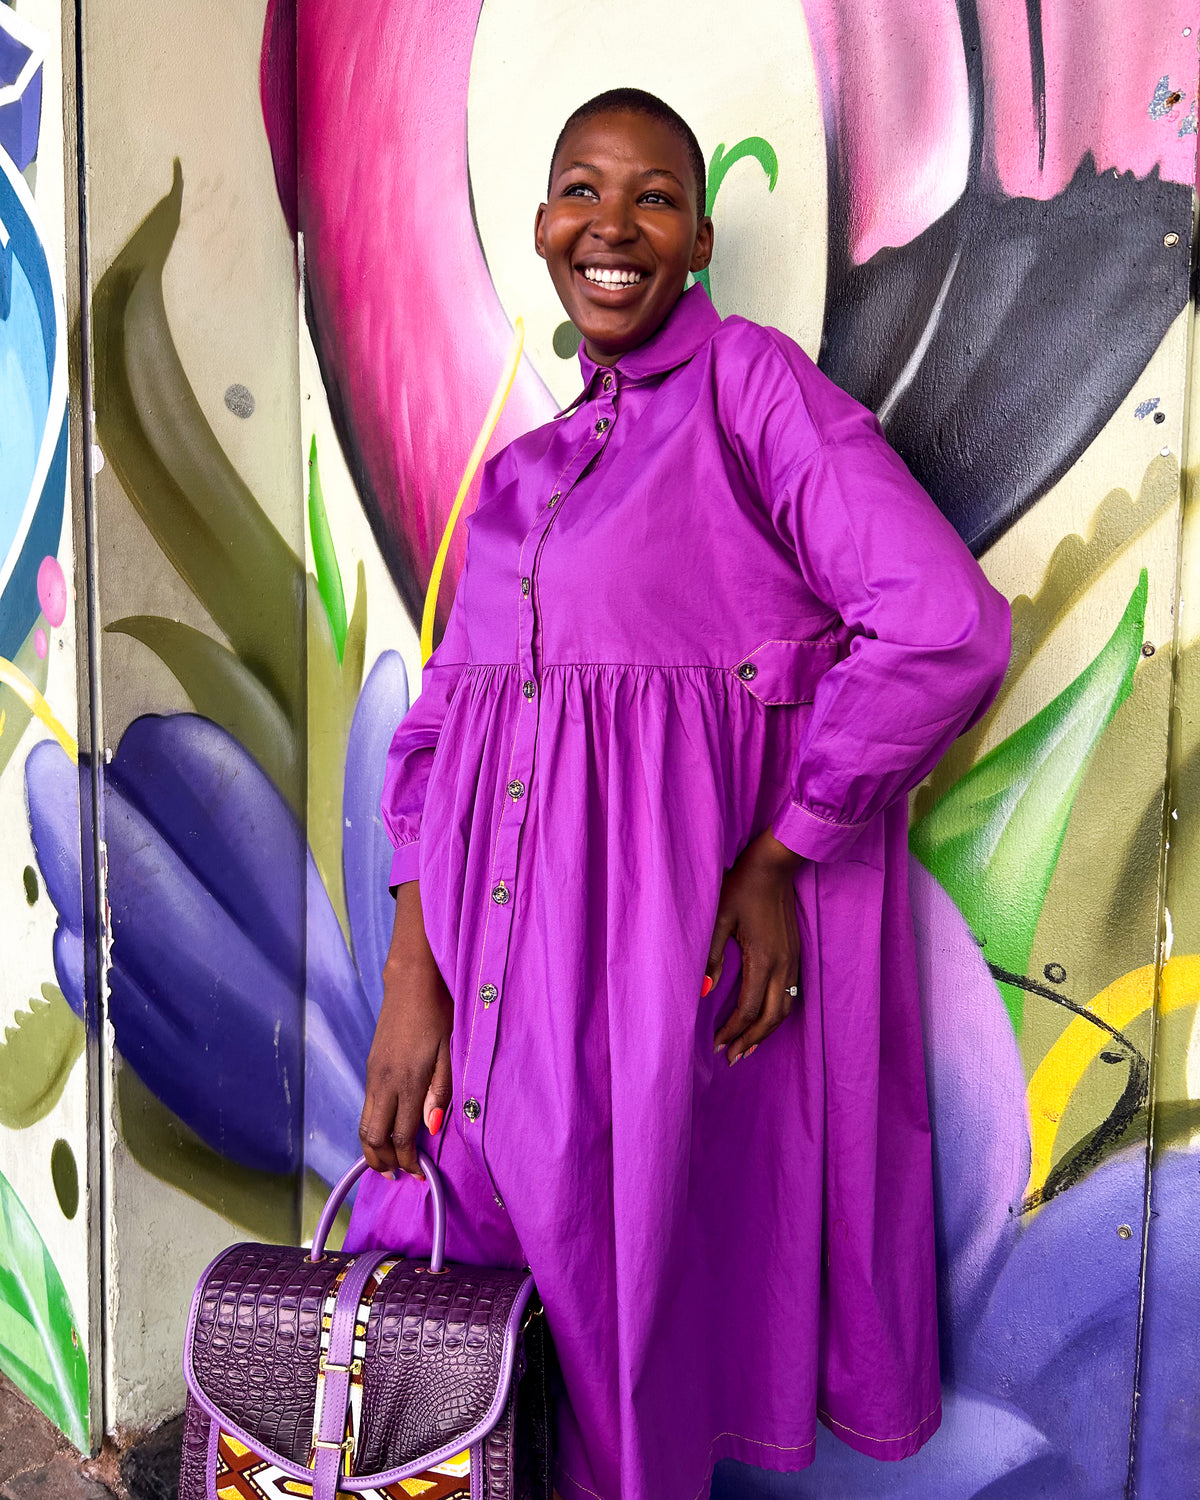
[344,81,1011,1500]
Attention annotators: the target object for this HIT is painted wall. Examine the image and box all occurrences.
[3,1,1200,1494]
[0,0,90,1455]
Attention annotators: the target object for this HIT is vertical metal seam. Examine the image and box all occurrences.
[69,0,111,1451]
[1124,193,1200,1498]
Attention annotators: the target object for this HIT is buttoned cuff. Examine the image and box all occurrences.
[772,800,871,863]
[388,840,421,891]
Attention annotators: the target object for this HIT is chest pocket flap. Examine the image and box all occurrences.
[731,638,840,705]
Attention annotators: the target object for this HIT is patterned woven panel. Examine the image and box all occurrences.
[211,1428,470,1499]
[355,1263,531,1474]
[189,1244,355,1464]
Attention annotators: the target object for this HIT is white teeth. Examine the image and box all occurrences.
[582,267,644,286]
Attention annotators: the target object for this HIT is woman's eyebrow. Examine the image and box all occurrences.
[641,167,686,190]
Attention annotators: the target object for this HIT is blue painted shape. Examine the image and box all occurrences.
[0,253,49,546]
[0,143,66,660]
[0,14,43,172]
[0,213,10,319]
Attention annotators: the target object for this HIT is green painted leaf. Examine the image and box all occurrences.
[308,436,348,663]
[910,569,1148,1029]
[307,563,367,941]
[0,986,84,1130]
[0,1167,88,1447]
[91,161,304,728]
[105,616,302,817]
[694,136,779,298]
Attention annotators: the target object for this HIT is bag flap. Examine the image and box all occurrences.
[731,638,840,705]
[184,1241,536,1487]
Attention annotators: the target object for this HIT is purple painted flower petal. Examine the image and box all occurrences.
[910,857,1029,1329]
[963,1146,1148,1498]
[102,769,304,1173]
[52,926,85,1019]
[1131,1149,1200,1495]
[343,650,409,1016]
[25,739,84,933]
[107,713,305,985]
[25,739,85,1017]
[712,1388,1051,1498]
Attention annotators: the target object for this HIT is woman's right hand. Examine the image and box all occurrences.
[358,880,453,1180]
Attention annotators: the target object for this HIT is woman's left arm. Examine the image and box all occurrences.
[706,336,1011,1060]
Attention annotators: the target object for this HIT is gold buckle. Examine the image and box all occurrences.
[319,1354,363,1376]
[312,1436,355,1453]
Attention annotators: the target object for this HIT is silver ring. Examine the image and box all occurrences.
[786,984,798,996]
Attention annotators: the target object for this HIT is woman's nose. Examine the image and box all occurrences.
[589,196,637,244]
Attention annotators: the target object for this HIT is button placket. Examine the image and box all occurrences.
[459,378,619,1202]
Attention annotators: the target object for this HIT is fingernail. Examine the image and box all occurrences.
[385,1171,397,1182]
[701,975,713,998]
[714,1041,726,1055]
[745,1045,758,1059]
[427,1107,445,1137]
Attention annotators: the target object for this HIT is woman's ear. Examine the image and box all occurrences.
[534,203,548,261]
[690,216,714,274]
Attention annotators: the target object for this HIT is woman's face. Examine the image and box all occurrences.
[535,109,714,366]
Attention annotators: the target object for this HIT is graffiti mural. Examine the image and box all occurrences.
[7,0,1200,1488]
[0,0,88,1452]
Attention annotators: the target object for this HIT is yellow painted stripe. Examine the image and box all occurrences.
[420,319,526,666]
[0,655,78,762]
[1026,954,1200,1196]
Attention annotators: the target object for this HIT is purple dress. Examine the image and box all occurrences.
[345,286,1011,1500]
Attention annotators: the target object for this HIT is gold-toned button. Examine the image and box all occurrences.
[549,491,560,507]
[737,662,758,681]
[508,779,525,800]
[602,374,614,390]
[595,418,609,435]
[523,680,536,699]
[479,983,498,1005]
[463,1098,481,1122]
[521,576,530,596]
[491,881,510,905]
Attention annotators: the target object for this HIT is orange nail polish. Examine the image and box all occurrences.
[701,975,713,998]
[428,1107,445,1137]
[745,1045,758,1059]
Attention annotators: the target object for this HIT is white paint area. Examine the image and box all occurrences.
[468,0,827,409]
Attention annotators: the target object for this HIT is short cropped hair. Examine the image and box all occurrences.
[548,88,707,219]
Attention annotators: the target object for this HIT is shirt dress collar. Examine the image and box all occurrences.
[557,284,723,416]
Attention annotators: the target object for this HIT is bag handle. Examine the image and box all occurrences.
[309,1151,446,1271]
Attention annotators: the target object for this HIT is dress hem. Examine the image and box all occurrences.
[552,1400,942,1500]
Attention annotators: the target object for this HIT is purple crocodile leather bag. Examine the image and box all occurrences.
[179,1153,553,1500]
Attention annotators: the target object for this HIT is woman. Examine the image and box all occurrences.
[346,88,1011,1500]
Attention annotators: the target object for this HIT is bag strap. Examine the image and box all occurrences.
[310,1151,445,1270]
[310,1248,391,1500]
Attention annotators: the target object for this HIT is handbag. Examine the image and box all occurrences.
[178,1151,554,1500]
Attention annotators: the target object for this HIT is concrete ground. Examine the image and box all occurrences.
[0,1376,182,1500]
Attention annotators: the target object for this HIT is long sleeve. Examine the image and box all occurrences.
[381,537,473,889]
[730,331,1012,862]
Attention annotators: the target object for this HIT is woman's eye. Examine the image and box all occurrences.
[563,183,597,199]
[640,191,672,205]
